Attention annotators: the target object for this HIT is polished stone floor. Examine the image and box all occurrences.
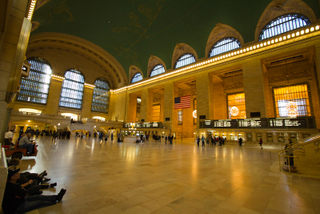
[15,135,320,214]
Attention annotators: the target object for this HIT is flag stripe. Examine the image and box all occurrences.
[174,95,191,109]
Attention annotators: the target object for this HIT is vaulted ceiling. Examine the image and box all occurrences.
[31,0,320,78]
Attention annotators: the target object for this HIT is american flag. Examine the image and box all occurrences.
[174,95,191,109]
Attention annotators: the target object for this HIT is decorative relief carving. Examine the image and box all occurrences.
[224,82,244,90]
[268,69,311,83]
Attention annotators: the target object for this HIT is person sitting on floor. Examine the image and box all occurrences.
[18,133,35,154]
[7,159,57,195]
[2,166,66,214]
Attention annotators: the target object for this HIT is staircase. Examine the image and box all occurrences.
[286,133,320,176]
[68,123,94,133]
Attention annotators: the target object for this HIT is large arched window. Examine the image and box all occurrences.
[131,73,143,83]
[17,58,52,104]
[59,69,84,109]
[150,65,165,77]
[259,14,311,41]
[91,78,109,113]
[209,37,241,57]
[174,53,196,69]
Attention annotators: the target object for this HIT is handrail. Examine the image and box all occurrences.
[279,155,299,173]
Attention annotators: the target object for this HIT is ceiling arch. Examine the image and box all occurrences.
[27,33,128,88]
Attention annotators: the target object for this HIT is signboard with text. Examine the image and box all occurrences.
[123,122,163,128]
[199,117,315,129]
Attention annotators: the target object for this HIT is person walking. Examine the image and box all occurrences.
[259,138,263,149]
[197,136,200,147]
[201,135,205,147]
[238,137,242,146]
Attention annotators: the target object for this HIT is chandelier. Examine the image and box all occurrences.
[286,101,298,117]
[230,106,239,116]
[192,110,197,118]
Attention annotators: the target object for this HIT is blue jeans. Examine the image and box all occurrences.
[20,144,34,153]
[14,195,56,214]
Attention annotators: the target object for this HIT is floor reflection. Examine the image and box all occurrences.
[11,135,320,214]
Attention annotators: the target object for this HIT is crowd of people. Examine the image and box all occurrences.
[196,135,225,147]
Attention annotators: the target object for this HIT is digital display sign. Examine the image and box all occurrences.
[199,117,315,129]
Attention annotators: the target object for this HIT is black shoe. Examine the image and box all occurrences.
[50,182,57,188]
[39,170,47,177]
[42,178,51,183]
[35,191,43,195]
[56,189,67,202]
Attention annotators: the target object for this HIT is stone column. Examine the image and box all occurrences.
[46,77,64,115]
[196,72,210,123]
[242,58,266,118]
[273,132,278,144]
[0,1,29,140]
[146,89,153,122]
[81,84,95,119]
[126,93,137,122]
[163,82,173,134]
[252,131,257,142]
[140,89,148,122]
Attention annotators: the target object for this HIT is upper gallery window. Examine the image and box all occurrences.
[17,58,52,104]
[273,84,311,118]
[131,73,143,83]
[150,65,165,77]
[174,53,196,69]
[209,37,241,57]
[259,14,311,41]
[59,69,84,109]
[91,78,109,113]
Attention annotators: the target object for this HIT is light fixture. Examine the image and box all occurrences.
[192,110,197,119]
[92,116,105,121]
[287,101,298,117]
[230,106,240,117]
[61,113,78,120]
[19,108,41,115]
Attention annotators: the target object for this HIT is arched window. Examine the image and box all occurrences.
[150,65,165,77]
[209,37,241,57]
[17,58,52,104]
[259,14,311,41]
[91,78,109,113]
[59,69,84,109]
[174,53,196,69]
[131,73,143,83]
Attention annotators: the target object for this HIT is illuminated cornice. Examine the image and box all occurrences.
[113,24,320,94]
[51,74,65,81]
[85,83,95,89]
[93,116,106,121]
[27,0,37,20]
[19,108,41,115]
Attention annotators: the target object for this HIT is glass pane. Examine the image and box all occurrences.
[273,84,311,117]
[17,58,52,104]
[59,69,84,109]
[209,37,241,57]
[91,78,109,113]
[259,14,310,41]
[150,65,165,77]
[227,93,246,119]
[175,54,196,69]
[131,73,143,83]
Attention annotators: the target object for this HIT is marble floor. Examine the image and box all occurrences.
[14,135,320,214]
